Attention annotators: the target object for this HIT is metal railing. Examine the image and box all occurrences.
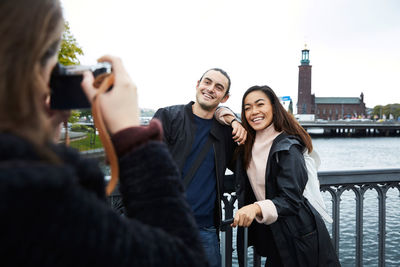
[219,168,400,267]
[107,168,400,267]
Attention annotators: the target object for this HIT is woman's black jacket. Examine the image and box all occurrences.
[0,132,208,267]
[235,133,340,267]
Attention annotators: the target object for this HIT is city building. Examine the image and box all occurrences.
[297,47,366,120]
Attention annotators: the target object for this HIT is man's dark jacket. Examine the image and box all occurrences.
[235,133,340,267]
[153,101,236,228]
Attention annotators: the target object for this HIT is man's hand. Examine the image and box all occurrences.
[231,120,247,145]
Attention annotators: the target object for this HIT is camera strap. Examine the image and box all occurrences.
[91,74,119,196]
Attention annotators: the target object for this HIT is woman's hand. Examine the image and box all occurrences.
[81,55,140,134]
[231,203,262,228]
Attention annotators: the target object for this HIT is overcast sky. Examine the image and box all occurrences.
[61,0,400,113]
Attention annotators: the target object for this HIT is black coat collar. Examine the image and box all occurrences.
[184,101,227,142]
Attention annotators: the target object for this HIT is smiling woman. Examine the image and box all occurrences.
[240,85,312,169]
[230,85,340,266]
[243,90,274,132]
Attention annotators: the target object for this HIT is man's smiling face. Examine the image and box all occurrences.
[195,70,229,111]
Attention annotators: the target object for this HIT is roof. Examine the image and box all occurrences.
[315,97,361,104]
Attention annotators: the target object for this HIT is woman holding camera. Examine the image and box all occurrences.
[0,0,207,266]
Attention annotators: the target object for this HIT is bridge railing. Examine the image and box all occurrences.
[107,168,400,267]
[219,168,400,267]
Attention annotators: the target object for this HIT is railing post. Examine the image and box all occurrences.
[220,230,226,267]
[243,227,248,267]
[355,187,365,267]
[221,193,236,267]
[333,188,341,255]
[377,186,387,267]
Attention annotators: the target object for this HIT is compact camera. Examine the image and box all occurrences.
[50,62,112,109]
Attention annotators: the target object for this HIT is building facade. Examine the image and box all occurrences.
[297,48,366,120]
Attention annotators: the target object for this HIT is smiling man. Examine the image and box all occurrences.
[153,68,246,267]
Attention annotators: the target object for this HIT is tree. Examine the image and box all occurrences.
[68,110,81,124]
[58,21,83,66]
[80,110,93,118]
[57,22,87,122]
[371,104,400,120]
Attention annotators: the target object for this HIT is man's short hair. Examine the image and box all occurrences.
[199,68,231,96]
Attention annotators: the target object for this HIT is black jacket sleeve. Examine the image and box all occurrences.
[52,142,207,267]
[271,145,308,217]
[1,141,208,267]
[117,141,207,266]
[153,108,170,144]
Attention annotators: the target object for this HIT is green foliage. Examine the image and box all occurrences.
[71,124,94,132]
[79,110,92,118]
[371,104,400,120]
[58,21,83,66]
[70,134,103,151]
[68,110,81,123]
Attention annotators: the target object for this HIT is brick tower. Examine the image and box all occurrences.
[297,46,314,114]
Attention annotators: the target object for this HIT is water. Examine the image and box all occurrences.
[225,137,400,267]
[313,137,400,171]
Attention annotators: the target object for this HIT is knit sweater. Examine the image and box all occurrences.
[0,120,208,267]
[247,123,281,225]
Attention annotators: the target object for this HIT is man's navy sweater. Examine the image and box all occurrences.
[181,114,216,228]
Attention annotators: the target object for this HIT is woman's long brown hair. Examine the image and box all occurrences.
[0,0,64,161]
[240,85,313,169]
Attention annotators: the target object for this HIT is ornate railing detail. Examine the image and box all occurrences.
[318,169,400,267]
[220,168,400,267]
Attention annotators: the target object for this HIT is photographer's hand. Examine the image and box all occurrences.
[81,55,140,134]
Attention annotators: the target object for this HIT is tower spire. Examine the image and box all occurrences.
[301,44,310,65]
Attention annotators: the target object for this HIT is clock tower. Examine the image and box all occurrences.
[297,46,314,114]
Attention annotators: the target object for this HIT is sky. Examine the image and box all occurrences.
[61,0,400,113]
